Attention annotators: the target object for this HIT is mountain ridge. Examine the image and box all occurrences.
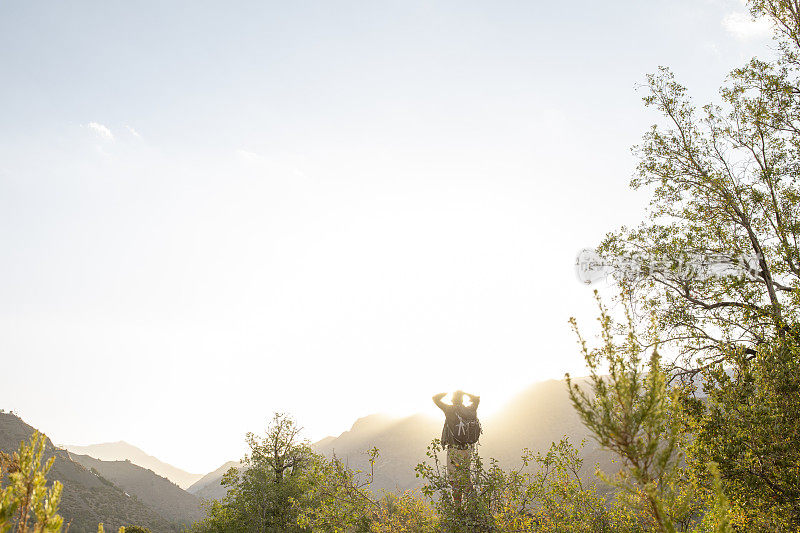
[69,453,203,527]
[62,440,203,489]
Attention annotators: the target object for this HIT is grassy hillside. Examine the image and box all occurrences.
[0,411,180,533]
[70,453,203,527]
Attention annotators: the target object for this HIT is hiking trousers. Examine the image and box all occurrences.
[446,445,472,480]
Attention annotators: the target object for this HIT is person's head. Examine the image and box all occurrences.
[452,390,465,406]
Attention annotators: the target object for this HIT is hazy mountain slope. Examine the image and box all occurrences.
[70,453,203,527]
[187,461,242,501]
[0,412,179,533]
[480,378,614,472]
[313,413,441,493]
[63,441,202,489]
[312,378,617,493]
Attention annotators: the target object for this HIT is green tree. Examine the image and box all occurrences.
[189,413,313,533]
[597,4,799,376]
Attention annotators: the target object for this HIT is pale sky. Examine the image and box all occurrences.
[0,1,773,474]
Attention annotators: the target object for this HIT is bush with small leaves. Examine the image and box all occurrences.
[0,432,64,533]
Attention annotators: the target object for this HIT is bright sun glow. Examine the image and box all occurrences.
[0,0,765,473]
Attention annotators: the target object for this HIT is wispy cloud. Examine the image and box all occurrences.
[722,11,772,40]
[125,125,141,138]
[236,149,263,162]
[87,122,114,141]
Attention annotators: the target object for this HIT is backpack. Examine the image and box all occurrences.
[447,408,482,446]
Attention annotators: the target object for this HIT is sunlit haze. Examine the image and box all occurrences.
[0,1,771,474]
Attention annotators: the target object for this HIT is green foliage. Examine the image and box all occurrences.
[295,448,437,533]
[567,295,682,532]
[189,413,312,533]
[490,438,643,533]
[690,331,800,530]
[415,437,643,532]
[0,432,64,533]
[369,491,437,533]
[567,296,733,533]
[415,439,498,532]
[293,449,379,532]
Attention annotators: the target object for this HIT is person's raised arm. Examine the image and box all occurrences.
[467,393,480,409]
[432,392,449,411]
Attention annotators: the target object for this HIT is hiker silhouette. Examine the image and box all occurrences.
[432,390,481,503]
